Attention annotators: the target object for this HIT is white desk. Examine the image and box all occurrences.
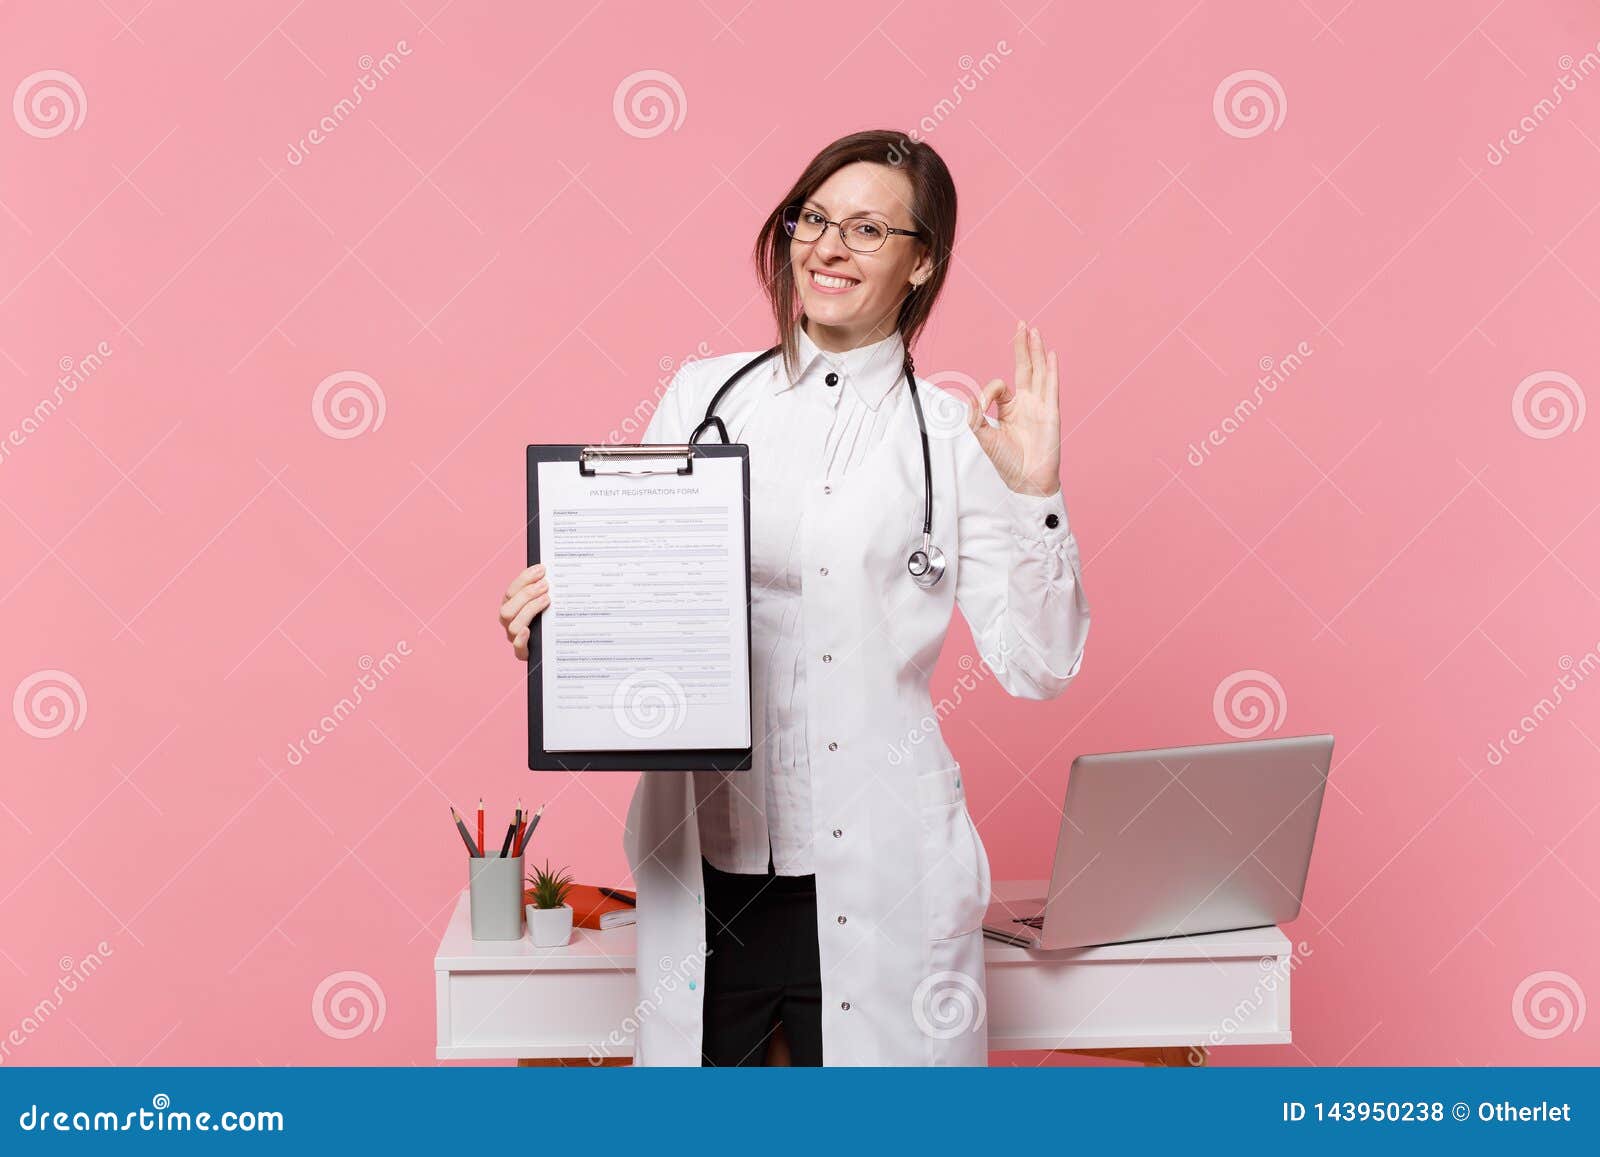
[435,880,1293,1064]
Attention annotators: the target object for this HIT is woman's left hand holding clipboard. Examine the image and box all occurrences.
[499,562,550,660]
[964,321,1063,498]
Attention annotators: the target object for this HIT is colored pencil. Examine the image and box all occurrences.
[498,819,518,858]
[450,807,480,857]
[515,803,544,856]
[477,798,485,858]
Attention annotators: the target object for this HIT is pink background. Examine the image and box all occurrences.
[3,0,1597,1066]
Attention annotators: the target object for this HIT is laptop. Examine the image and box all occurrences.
[983,733,1333,949]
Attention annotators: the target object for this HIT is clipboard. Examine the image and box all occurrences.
[525,442,754,772]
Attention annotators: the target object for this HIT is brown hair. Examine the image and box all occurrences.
[753,130,957,379]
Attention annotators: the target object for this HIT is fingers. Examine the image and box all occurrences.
[1011,319,1059,401]
[983,376,1011,414]
[1013,320,1054,398]
[967,379,1011,454]
[502,564,551,660]
[967,378,1009,430]
[1027,326,1047,395]
[507,590,550,642]
[1044,348,1059,404]
[504,562,546,602]
[498,578,548,627]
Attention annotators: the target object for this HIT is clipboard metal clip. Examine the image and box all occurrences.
[578,444,696,477]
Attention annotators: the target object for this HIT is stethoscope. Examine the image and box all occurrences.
[689,344,946,589]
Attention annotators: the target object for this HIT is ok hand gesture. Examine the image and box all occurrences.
[965,322,1062,498]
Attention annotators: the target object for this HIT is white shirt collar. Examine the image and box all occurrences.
[770,323,908,411]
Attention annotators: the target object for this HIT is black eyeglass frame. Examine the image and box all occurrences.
[781,204,925,253]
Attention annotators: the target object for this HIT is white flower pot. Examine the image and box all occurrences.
[526,903,573,947]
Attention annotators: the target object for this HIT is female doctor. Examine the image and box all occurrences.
[497,129,1090,1066]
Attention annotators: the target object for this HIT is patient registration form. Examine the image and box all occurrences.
[534,454,752,753]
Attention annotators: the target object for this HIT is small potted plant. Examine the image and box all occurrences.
[524,861,576,947]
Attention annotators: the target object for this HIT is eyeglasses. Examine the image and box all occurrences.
[781,204,924,253]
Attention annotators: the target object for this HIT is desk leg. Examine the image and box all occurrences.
[517,1057,632,1067]
[1057,1046,1208,1067]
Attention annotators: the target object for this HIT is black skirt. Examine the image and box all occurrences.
[699,853,823,1066]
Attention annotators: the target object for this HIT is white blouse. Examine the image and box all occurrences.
[645,323,1088,876]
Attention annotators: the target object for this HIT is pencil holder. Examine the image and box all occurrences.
[468,853,525,940]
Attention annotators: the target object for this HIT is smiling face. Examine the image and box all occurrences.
[789,161,933,352]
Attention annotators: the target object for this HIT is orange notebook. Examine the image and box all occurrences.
[522,883,636,930]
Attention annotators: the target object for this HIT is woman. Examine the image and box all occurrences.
[497,129,1090,1066]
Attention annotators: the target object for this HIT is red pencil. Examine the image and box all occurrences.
[477,798,485,858]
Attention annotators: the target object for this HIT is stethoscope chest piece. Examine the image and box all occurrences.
[907,535,946,588]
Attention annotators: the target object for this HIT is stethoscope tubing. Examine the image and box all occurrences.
[688,343,946,587]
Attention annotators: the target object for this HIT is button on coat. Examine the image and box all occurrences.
[623,335,1091,1065]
